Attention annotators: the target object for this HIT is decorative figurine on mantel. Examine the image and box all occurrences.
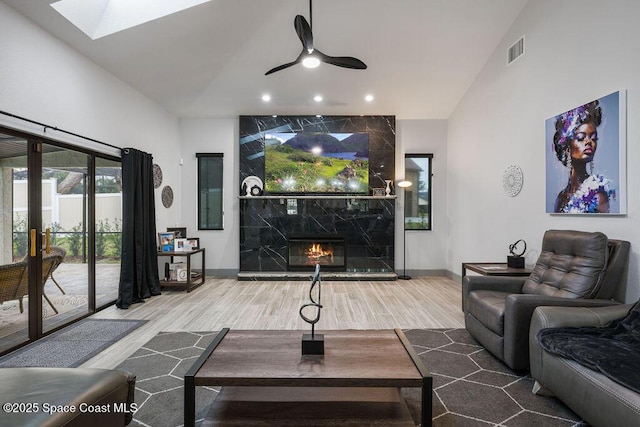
[299,264,324,355]
[384,180,394,196]
[507,239,527,268]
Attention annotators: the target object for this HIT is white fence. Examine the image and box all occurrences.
[13,179,122,230]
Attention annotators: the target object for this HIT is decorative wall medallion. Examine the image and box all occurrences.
[153,164,163,189]
[161,185,174,208]
[502,165,524,197]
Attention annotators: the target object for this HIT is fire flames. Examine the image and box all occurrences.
[306,243,334,263]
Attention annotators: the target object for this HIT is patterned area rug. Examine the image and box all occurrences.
[0,318,146,368]
[117,329,585,427]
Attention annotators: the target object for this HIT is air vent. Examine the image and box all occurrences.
[507,36,525,65]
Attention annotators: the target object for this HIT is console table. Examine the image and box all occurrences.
[157,248,205,292]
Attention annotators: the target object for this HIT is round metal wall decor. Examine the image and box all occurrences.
[161,185,174,208]
[502,164,524,197]
[153,164,163,189]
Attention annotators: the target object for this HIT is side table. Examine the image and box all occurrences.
[461,263,531,311]
[461,263,531,284]
[158,248,205,292]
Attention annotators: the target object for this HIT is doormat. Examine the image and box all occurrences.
[0,318,146,368]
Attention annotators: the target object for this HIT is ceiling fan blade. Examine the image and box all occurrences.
[265,61,299,76]
[294,15,313,51]
[265,51,304,75]
[316,50,367,70]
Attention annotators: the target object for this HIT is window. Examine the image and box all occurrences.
[403,154,432,230]
[197,153,223,230]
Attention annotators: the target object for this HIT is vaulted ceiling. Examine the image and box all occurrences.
[4,0,527,119]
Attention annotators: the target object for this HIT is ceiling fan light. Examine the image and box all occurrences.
[302,56,321,68]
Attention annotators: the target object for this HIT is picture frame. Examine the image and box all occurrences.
[168,262,184,280]
[174,238,188,252]
[186,237,200,250]
[545,90,626,215]
[167,227,187,239]
[158,232,175,253]
[176,266,188,282]
[372,188,386,197]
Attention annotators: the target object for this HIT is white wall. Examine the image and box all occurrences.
[0,2,182,230]
[447,0,640,302]
[179,118,449,275]
[396,120,449,274]
[179,118,238,273]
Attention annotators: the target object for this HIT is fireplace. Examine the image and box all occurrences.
[239,197,395,275]
[287,235,346,271]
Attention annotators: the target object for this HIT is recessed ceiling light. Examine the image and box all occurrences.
[313,95,323,102]
[364,94,374,102]
[262,94,271,102]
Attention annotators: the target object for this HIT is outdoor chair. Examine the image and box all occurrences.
[40,255,61,314]
[0,261,28,312]
[43,245,67,294]
[20,245,67,294]
[0,255,62,314]
[462,230,630,370]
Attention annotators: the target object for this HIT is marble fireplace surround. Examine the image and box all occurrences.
[238,115,397,280]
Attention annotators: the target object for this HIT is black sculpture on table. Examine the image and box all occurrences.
[299,264,324,355]
[507,239,527,268]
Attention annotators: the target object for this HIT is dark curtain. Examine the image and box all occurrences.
[116,148,161,309]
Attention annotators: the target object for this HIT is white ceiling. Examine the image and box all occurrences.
[4,0,528,119]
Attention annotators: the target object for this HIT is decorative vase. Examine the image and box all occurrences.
[385,180,393,196]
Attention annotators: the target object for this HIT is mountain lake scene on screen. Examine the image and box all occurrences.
[264,132,369,193]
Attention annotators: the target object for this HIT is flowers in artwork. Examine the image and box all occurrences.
[557,104,591,146]
[560,174,616,213]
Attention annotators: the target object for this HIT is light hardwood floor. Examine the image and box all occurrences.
[83,275,464,369]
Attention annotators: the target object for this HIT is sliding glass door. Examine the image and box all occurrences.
[0,132,30,352]
[95,157,122,307]
[41,144,90,333]
[0,129,121,354]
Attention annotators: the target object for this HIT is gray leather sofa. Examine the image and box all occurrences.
[0,367,135,426]
[462,230,630,370]
[530,305,640,427]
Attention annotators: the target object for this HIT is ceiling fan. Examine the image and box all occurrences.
[265,0,367,75]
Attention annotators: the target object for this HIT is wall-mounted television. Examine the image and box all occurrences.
[264,132,369,194]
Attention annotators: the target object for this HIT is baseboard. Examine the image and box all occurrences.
[203,269,237,277]
[399,269,451,278]
[205,269,462,282]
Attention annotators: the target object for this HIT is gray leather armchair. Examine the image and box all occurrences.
[530,305,640,427]
[462,230,630,370]
[0,367,135,426]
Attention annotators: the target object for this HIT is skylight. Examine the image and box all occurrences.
[51,0,212,40]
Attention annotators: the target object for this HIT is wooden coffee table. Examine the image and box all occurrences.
[184,329,432,426]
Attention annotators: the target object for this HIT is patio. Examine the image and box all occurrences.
[0,262,120,351]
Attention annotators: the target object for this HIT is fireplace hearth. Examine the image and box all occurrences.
[287,235,346,271]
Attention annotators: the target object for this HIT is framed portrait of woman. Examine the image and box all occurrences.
[545,90,626,215]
